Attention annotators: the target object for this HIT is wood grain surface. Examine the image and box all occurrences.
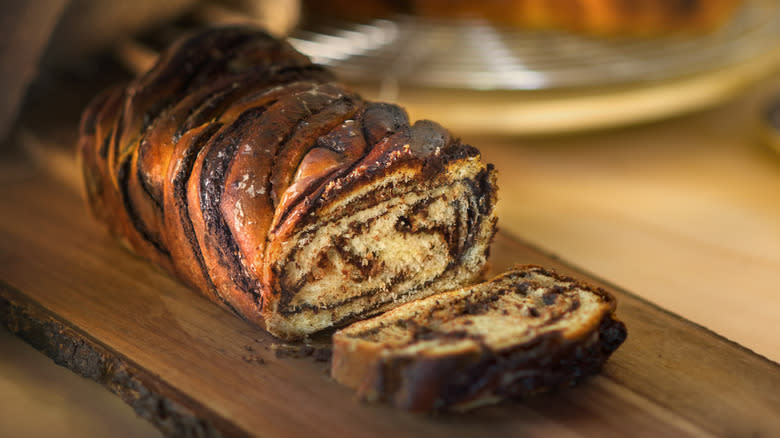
[1,167,778,437]
[470,75,780,365]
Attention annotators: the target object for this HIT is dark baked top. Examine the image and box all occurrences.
[78,26,498,339]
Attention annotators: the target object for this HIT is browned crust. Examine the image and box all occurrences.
[77,26,498,339]
[330,266,627,412]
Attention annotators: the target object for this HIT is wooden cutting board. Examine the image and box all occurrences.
[0,161,778,438]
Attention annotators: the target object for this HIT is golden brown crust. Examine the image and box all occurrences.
[78,26,498,339]
[331,265,627,412]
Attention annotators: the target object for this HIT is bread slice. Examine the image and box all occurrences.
[331,265,627,412]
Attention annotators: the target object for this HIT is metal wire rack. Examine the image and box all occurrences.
[288,0,780,92]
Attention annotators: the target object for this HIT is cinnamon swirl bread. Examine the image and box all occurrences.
[77,27,497,340]
[331,266,627,412]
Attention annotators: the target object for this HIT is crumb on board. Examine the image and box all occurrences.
[271,343,332,362]
[241,355,266,365]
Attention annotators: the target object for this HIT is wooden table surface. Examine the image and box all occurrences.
[1,73,779,436]
[472,78,780,364]
[476,79,780,365]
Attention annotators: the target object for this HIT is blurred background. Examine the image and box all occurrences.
[3,0,780,140]
[1,0,779,436]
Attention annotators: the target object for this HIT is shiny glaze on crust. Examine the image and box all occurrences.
[78,27,498,338]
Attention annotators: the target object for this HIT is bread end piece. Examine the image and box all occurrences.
[331,265,627,412]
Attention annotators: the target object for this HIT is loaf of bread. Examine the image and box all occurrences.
[331,266,627,412]
[77,27,497,340]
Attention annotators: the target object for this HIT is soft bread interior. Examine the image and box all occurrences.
[337,267,615,354]
[268,157,496,338]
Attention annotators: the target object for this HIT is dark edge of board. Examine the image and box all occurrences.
[0,280,252,438]
[3,229,780,438]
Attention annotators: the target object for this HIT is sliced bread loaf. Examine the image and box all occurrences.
[331,265,627,412]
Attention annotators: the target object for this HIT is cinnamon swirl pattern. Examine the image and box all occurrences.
[331,266,627,412]
[77,27,498,340]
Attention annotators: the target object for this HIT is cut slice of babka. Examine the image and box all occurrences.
[331,265,627,412]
